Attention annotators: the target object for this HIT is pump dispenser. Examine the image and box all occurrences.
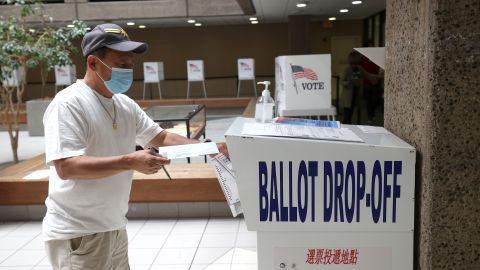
[255,81,275,123]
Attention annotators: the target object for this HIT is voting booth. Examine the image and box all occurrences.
[225,118,415,270]
[187,60,207,98]
[54,65,76,94]
[1,67,25,87]
[275,54,336,119]
[143,62,164,99]
[237,58,257,97]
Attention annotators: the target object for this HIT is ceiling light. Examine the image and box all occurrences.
[67,24,74,28]
[138,25,146,29]
[187,19,196,23]
[340,9,349,13]
[251,20,259,24]
[296,3,307,8]
[127,22,135,26]
[249,17,258,21]
[329,17,336,21]
[194,23,202,26]
[352,1,362,4]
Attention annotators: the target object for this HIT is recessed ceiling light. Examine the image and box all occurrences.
[251,20,259,24]
[329,17,336,21]
[194,23,202,26]
[139,25,146,29]
[249,17,258,21]
[352,1,362,4]
[187,19,196,23]
[340,9,349,13]
[127,22,135,26]
[296,3,307,8]
[67,24,74,28]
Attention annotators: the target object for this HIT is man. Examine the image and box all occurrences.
[42,23,228,269]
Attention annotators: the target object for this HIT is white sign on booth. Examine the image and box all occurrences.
[237,58,255,80]
[275,54,332,112]
[143,62,164,82]
[187,60,204,81]
[224,117,415,270]
[1,67,25,87]
[54,65,76,86]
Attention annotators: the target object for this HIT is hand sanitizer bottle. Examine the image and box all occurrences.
[255,81,275,123]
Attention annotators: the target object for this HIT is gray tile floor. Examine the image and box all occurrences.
[0,108,257,269]
[0,218,257,270]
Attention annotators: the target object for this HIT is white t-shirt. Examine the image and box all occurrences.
[42,80,163,241]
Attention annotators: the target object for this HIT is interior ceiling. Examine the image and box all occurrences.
[17,0,386,29]
[108,0,386,29]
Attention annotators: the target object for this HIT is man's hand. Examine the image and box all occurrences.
[215,142,230,159]
[125,150,170,175]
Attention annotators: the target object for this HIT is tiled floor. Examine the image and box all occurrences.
[0,217,257,270]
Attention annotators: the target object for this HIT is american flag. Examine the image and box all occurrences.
[56,68,67,76]
[189,63,200,72]
[146,65,156,74]
[240,62,251,71]
[291,65,318,80]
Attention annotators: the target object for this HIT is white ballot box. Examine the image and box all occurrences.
[54,65,76,86]
[225,117,415,270]
[275,54,332,117]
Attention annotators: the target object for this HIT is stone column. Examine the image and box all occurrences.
[288,15,310,54]
[384,0,479,269]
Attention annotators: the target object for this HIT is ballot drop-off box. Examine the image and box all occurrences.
[224,118,415,270]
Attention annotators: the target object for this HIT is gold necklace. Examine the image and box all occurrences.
[93,91,117,130]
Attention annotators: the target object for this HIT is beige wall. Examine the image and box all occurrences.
[24,20,362,100]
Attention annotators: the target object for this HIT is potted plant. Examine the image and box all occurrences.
[0,0,88,163]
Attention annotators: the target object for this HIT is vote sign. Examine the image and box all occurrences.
[143,62,164,83]
[1,67,25,87]
[238,58,255,80]
[275,54,332,111]
[54,65,76,86]
[187,60,205,81]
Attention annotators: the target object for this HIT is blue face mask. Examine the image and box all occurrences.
[95,57,133,94]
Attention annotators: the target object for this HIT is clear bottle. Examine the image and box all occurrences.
[255,81,275,123]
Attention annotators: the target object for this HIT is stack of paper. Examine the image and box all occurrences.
[212,154,243,217]
[241,122,364,143]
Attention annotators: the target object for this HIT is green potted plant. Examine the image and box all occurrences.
[0,0,88,163]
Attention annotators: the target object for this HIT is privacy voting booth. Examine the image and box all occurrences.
[237,58,257,97]
[54,65,76,94]
[275,54,336,119]
[143,62,164,99]
[225,117,415,270]
[1,67,25,87]
[187,60,207,98]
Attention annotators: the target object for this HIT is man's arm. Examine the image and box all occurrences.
[149,131,229,158]
[54,150,170,180]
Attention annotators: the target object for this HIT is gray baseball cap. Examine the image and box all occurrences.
[81,23,147,56]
